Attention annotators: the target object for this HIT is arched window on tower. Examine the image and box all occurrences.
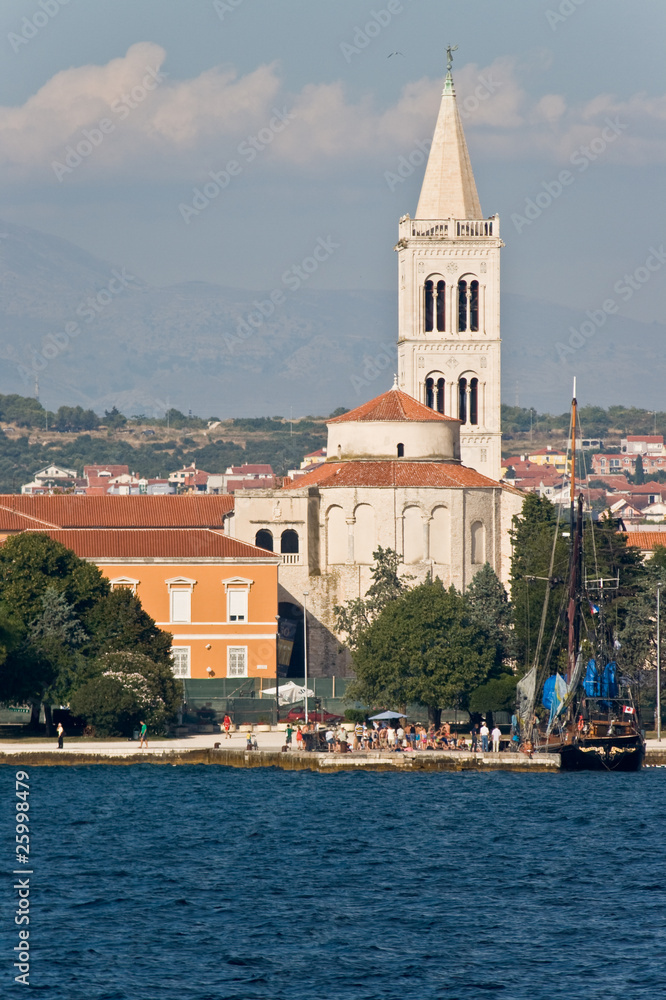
[459,377,467,424]
[458,280,467,332]
[425,377,434,409]
[255,529,273,552]
[436,280,445,332]
[436,377,445,414]
[280,529,299,554]
[397,442,404,458]
[424,280,434,332]
[470,378,478,425]
[470,280,479,332]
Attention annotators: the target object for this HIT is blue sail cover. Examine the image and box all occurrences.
[542,675,557,710]
[602,661,618,699]
[583,659,600,697]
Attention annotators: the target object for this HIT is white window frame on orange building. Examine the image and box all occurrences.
[109,576,140,594]
[227,646,248,677]
[171,646,191,678]
[166,576,197,624]
[223,576,253,624]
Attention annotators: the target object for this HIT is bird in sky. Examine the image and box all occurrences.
[387,51,404,58]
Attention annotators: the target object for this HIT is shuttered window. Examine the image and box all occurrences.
[228,590,248,622]
[170,589,191,623]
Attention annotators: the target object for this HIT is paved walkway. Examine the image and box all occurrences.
[0,730,287,757]
[1,733,663,759]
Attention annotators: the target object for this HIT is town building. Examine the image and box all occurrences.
[230,384,523,676]
[23,528,279,680]
[621,435,665,455]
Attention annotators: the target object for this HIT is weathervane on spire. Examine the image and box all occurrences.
[446,43,458,73]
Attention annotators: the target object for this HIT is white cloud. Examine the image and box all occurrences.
[1,45,665,184]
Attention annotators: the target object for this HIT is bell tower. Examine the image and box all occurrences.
[396,52,503,481]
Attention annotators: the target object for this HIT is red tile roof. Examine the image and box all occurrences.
[328,388,460,424]
[0,495,234,530]
[623,532,666,551]
[228,465,274,475]
[283,461,507,490]
[21,528,275,560]
[625,436,663,443]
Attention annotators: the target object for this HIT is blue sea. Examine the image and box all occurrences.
[1,765,665,999]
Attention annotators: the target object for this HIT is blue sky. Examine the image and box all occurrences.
[1,0,665,326]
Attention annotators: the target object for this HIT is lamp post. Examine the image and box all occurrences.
[658,583,662,742]
[275,614,280,729]
[303,591,309,725]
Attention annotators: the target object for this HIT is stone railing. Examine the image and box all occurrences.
[281,553,301,565]
[399,216,498,239]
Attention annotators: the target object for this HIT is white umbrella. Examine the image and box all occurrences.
[261,681,315,706]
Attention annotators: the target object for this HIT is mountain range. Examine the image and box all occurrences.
[0,219,662,418]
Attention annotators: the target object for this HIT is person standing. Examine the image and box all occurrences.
[285,722,293,748]
[387,725,396,748]
[139,720,148,749]
[354,721,363,750]
[223,714,232,739]
[491,724,502,753]
[470,723,478,752]
[56,722,64,749]
[325,727,334,751]
[295,726,303,751]
[480,721,489,752]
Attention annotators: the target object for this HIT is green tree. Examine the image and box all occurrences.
[347,580,494,726]
[0,533,109,624]
[25,588,87,732]
[468,674,518,714]
[634,454,645,484]
[54,405,99,432]
[335,546,412,650]
[103,406,127,429]
[83,588,173,665]
[0,534,109,724]
[69,650,182,736]
[465,562,515,667]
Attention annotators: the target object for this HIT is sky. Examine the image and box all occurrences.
[1,0,665,329]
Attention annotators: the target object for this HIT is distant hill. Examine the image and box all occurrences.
[1,218,664,417]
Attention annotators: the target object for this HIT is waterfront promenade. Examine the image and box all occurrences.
[2,731,664,771]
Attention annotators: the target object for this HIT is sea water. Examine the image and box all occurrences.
[1,765,664,999]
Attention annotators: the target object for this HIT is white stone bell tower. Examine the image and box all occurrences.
[396,62,503,481]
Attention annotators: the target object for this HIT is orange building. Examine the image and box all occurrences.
[25,528,280,680]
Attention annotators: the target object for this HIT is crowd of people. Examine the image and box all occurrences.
[285,719,511,753]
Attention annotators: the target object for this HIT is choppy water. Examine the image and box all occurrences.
[1,765,665,999]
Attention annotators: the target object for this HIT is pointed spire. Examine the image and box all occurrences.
[415,64,482,220]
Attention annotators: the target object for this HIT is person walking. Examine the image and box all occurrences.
[223,714,232,739]
[56,722,64,749]
[491,724,502,753]
[139,720,148,749]
[480,721,489,752]
[285,722,293,748]
[470,723,478,752]
[296,726,303,751]
[325,727,335,751]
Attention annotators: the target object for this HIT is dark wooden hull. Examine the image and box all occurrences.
[538,735,645,772]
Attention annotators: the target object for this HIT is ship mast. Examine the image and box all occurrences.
[567,379,582,683]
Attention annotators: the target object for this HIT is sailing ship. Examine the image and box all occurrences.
[516,381,645,772]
